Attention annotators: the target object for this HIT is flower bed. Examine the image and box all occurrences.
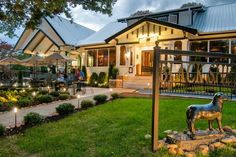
[0,89,73,112]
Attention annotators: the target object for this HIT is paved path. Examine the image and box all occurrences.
[0,88,135,127]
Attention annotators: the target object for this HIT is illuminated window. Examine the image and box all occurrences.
[210,40,229,63]
[190,41,208,62]
[174,41,182,61]
[109,47,116,65]
[120,46,126,65]
[98,49,108,66]
[87,49,97,67]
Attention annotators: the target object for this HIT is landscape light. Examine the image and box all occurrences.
[13,107,18,128]
[14,107,18,113]
[32,91,36,96]
[47,86,50,92]
[77,94,81,106]
[109,88,113,92]
[63,88,66,92]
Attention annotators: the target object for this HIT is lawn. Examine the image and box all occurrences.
[0,97,236,157]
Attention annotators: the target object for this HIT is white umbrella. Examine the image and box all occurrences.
[44,52,73,79]
[21,55,46,78]
[0,57,22,77]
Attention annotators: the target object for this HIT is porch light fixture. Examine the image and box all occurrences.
[13,107,18,128]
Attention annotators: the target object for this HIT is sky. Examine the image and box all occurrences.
[0,0,235,45]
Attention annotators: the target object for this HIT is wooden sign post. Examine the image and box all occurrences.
[152,42,161,152]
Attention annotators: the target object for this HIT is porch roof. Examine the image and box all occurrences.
[105,17,198,43]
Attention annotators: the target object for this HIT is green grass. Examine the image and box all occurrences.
[0,97,236,157]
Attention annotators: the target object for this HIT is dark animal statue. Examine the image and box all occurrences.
[186,93,225,136]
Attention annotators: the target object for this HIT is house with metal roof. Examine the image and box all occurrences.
[75,3,236,88]
[15,2,236,89]
[14,16,95,55]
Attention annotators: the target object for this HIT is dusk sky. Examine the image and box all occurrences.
[0,0,235,45]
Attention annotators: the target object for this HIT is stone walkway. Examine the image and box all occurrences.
[0,88,135,127]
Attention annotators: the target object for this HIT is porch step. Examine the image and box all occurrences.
[123,76,152,89]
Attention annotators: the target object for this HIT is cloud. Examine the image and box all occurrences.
[1,0,235,45]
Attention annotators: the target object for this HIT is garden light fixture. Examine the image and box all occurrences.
[13,107,18,128]
[77,94,81,106]
[32,91,36,97]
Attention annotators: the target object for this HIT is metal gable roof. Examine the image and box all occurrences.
[193,3,236,33]
[77,21,127,46]
[45,16,95,46]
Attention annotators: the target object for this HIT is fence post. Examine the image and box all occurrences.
[152,41,161,152]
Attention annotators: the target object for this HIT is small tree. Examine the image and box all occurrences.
[130,10,152,17]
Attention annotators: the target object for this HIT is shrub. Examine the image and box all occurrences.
[59,94,69,100]
[93,94,107,104]
[82,65,87,81]
[59,91,70,95]
[111,93,119,99]
[89,72,98,86]
[18,97,33,107]
[50,91,60,97]
[80,100,94,109]
[56,103,75,116]
[24,112,43,126]
[37,95,53,104]
[98,72,107,84]
[108,64,114,79]
[38,90,49,95]
[112,67,119,79]
[0,124,5,136]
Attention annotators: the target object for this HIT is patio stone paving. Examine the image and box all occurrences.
[0,88,135,127]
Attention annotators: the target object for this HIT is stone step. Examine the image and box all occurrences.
[122,76,152,89]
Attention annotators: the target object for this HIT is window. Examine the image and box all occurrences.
[231,39,236,63]
[190,41,208,62]
[130,51,133,66]
[98,49,108,66]
[87,49,97,67]
[120,46,126,65]
[174,41,182,61]
[109,47,116,65]
[169,14,178,24]
[157,16,168,22]
[210,40,229,63]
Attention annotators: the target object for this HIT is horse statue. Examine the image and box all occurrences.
[186,93,225,136]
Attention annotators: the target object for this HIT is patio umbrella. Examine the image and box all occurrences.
[0,57,22,78]
[21,55,46,78]
[44,52,73,79]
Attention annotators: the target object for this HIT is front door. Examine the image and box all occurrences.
[141,50,153,75]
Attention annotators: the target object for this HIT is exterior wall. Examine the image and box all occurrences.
[76,22,236,80]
